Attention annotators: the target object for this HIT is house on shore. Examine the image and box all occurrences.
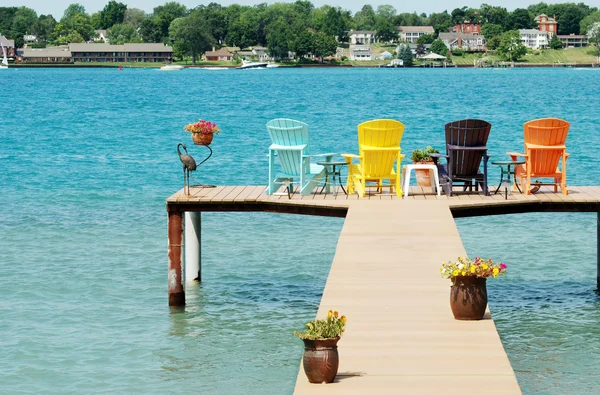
[0,35,16,58]
[535,14,558,37]
[20,47,72,63]
[451,22,481,34]
[519,29,549,49]
[349,44,372,60]
[348,30,377,45]
[70,43,172,62]
[94,30,108,43]
[557,34,588,48]
[204,47,233,61]
[439,33,485,52]
[397,26,434,43]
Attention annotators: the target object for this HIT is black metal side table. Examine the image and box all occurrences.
[491,160,526,199]
[317,160,348,195]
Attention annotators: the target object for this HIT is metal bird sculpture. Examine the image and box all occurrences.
[178,143,196,195]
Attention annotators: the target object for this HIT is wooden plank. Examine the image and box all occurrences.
[221,186,248,202]
[244,186,267,202]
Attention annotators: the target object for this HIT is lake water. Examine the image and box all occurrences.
[1,67,599,394]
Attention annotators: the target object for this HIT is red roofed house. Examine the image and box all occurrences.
[204,47,233,61]
[535,14,558,36]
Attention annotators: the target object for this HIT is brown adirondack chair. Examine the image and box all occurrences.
[507,118,570,195]
[431,119,492,197]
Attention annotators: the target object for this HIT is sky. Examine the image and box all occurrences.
[8,0,600,18]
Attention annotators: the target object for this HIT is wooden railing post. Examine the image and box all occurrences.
[168,211,185,306]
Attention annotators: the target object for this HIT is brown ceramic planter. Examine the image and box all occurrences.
[450,276,488,320]
[192,132,213,146]
[413,160,434,187]
[302,337,339,383]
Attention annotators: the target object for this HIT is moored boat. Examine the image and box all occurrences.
[236,60,268,69]
[160,64,184,71]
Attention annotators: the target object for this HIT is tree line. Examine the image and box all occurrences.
[1,1,600,62]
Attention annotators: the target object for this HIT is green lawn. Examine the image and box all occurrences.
[451,48,598,65]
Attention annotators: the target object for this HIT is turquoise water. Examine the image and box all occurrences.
[1,67,599,394]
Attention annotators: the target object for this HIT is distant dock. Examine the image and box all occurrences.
[166,185,600,394]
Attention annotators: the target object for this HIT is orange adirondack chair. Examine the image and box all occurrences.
[507,118,570,195]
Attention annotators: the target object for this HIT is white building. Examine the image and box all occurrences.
[438,33,486,52]
[349,45,372,61]
[347,30,377,45]
[396,26,435,43]
[519,29,549,49]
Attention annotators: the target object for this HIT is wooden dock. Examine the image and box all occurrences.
[166,186,600,394]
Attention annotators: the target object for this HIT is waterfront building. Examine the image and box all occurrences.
[535,14,558,36]
[349,44,372,60]
[69,43,173,62]
[94,30,108,43]
[204,47,233,61]
[347,30,377,45]
[519,29,549,49]
[451,22,481,34]
[439,32,485,52]
[557,34,589,48]
[396,26,435,43]
[0,35,16,58]
[20,47,72,63]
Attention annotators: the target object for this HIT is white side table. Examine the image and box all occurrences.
[401,164,441,198]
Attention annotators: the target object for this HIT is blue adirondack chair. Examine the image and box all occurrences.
[266,119,333,196]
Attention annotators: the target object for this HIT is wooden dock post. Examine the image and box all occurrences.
[168,211,185,306]
[184,212,201,284]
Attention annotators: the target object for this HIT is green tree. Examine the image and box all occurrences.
[415,43,426,56]
[479,4,509,28]
[323,6,351,42]
[548,3,587,35]
[451,7,466,24]
[587,22,600,62]
[0,7,18,35]
[354,5,376,30]
[34,14,57,43]
[430,39,449,56]
[508,8,534,30]
[290,29,313,60]
[62,3,86,21]
[227,9,260,48]
[498,30,527,61]
[427,11,453,35]
[107,23,142,44]
[486,35,502,50]
[98,1,127,29]
[375,19,397,43]
[124,8,146,27]
[580,11,600,35]
[550,33,562,49]
[266,17,291,60]
[11,6,37,48]
[312,31,337,60]
[481,23,504,40]
[139,18,162,42]
[169,11,214,64]
[196,3,228,45]
[416,33,434,44]
[397,43,413,66]
[154,2,188,39]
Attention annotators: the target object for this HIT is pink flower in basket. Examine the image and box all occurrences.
[184,120,221,135]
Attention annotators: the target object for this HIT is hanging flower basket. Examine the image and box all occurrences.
[184,119,221,146]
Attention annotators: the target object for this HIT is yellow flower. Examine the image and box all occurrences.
[328,310,333,318]
[470,266,476,273]
[461,271,466,276]
[306,323,313,329]
[333,310,339,318]
[493,268,499,276]
[453,270,459,276]
[340,315,347,324]
[482,264,488,270]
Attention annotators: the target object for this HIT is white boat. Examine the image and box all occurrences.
[160,64,184,71]
[201,67,229,70]
[266,63,279,68]
[236,60,268,69]
[0,41,8,69]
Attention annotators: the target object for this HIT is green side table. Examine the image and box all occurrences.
[491,160,526,199]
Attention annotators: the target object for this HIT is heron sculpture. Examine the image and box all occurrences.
[177,143,197,195]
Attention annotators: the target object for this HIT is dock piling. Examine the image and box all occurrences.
[185,212,201,283]
[168,211,185,306]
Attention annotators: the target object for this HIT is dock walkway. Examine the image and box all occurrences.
[166,186,600,394]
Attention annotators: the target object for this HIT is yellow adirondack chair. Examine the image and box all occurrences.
[342,119,405,197]
[507,118,570,195]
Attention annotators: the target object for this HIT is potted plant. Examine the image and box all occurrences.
[184,119,221,146]
[294,310,347,384]
[411,146,439,186]
[441,257,507,320]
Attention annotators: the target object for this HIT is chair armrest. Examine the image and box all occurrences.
[304,152,338,158]
[269,143,307,151]
[429,153,447,159]
[526,143,567,150]
[361,145,400,152]
[447,144,488,151]
[506,152,527,157]
[342,153,360,159]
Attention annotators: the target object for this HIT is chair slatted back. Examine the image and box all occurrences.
[266,118,309,176]
[357,119,404,178]
[523,118,570,175]
[445,119,491,177]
